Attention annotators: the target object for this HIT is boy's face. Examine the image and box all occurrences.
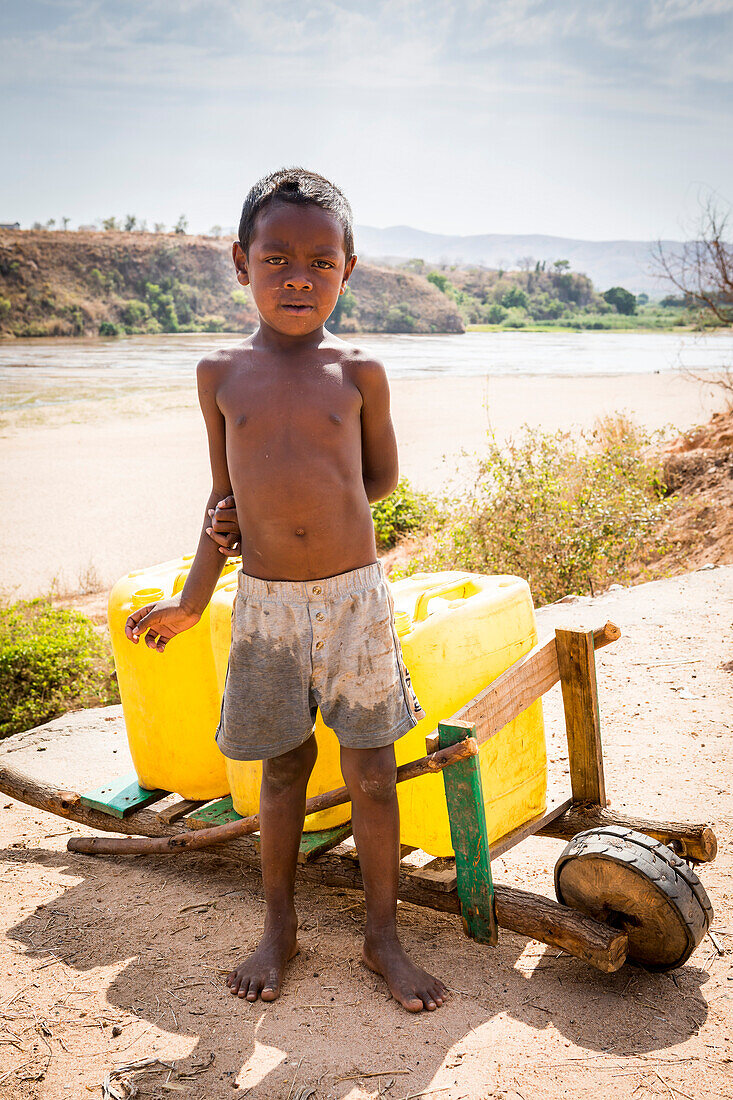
[232,201,356,337]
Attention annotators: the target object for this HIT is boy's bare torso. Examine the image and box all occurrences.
[207,335,378,581]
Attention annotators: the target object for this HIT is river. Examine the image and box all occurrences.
[1,330,731,419]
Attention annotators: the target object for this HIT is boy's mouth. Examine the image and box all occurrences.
[281,303,313,315]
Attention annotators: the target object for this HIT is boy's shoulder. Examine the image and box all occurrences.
[327,335,388,382]
[195,339,254,378]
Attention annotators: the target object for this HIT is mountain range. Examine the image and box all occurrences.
[355,225,680,297]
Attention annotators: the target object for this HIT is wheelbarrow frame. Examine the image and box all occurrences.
[0,622,717,974]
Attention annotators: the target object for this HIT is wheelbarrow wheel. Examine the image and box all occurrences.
[554,826,713,970]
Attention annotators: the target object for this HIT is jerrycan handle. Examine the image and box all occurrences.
[413,577,474,622]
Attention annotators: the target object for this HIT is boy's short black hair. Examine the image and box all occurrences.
[238,167,354,262]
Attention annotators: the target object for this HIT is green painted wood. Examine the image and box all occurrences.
[438,719,498,946]
[187,795,242,826]
[246,821,354,863]
[80,773,169,819]
[297,823,353,863]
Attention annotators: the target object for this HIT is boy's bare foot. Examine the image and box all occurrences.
[363,933,448,1012]
[226,919,299,1003]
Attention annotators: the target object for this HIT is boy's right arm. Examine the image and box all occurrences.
[125,355,234,653]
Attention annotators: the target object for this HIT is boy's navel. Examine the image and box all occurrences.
[236,413,247,427]
[295,528,306,537]
[329,413,341,425]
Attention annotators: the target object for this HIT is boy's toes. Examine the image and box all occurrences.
[243,979,261,1000]
[260,968,282,1001]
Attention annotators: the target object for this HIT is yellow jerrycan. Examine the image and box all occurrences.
[390,571,546,856]
[209,581,350,832]
[108,554,240,799]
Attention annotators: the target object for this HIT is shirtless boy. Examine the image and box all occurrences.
[124,168,447,1013]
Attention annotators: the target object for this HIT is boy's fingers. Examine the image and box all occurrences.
[125,605,153,639]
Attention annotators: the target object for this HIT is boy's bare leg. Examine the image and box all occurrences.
[226,735,317,1002]
[340,744,448,1012]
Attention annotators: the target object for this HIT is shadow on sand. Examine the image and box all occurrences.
[4,844,711,1099]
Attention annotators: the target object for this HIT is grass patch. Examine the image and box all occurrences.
[0,597,119,738]
[393,416,671,605]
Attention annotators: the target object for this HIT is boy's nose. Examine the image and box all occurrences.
[284,271,313,290]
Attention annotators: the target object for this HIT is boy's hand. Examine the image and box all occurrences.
[207,495,241,556]
[125,595,201,653]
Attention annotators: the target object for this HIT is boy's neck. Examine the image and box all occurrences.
[252,317,329,354]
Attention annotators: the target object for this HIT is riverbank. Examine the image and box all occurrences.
[0,371,726,600]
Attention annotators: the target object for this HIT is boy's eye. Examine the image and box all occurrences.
[313,260,334,269]
[265,257,286,265]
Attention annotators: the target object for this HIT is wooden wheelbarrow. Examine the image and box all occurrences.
[0,623,717,973]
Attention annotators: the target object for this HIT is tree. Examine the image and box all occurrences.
[45,218,56,230]
[208,225,223,238]
[553,259,570,272]
[603,286,636,315]
[328,287,357,331]
[427,271,451,294]
[61,216,70,231]
[102,216,120,231]
[502,285,528,310]
[153,222,166,234]
[174,215,188,235]
[652,193,732,325]
[124,214,137,232]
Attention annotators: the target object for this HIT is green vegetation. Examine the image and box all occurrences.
[603,286,637,315]
[371,478,439,549]
[405,259,695,331]
[0,598,119,738]
[390,418,670,605]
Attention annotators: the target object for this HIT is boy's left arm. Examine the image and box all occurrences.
[357,358,399,503]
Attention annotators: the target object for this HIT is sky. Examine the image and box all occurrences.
[1,0,732,241]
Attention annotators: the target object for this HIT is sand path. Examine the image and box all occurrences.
[0,566,731,1099]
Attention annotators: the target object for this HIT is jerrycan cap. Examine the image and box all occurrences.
[393,610,412,637]
[131,587,164,609]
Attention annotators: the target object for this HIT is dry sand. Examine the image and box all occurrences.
[0,372,726,600]
[0,567,731,1098]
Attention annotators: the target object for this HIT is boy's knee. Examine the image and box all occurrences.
[264,736,317,791]
[344,746,397,803]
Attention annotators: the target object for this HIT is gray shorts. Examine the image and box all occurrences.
[215,562,425,761]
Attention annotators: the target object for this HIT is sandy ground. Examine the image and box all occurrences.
[0,372,726,600]
[0,566,731,1099]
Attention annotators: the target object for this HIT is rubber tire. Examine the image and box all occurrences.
[555,826,713,970]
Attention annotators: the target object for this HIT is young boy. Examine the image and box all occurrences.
[124,168,447,1013]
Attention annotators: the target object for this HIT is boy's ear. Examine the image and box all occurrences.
[232,241,250,286]
[340,254,357,293]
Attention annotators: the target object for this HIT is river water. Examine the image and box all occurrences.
[1,329,731,417]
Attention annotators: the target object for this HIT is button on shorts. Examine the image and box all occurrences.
[215,562,425,761]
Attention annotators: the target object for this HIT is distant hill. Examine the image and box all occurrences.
[355,225,679,297]
[0,230,464,338]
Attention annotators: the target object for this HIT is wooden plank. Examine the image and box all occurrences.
[80,773,169,819]
[555,628,607,806]
[409,857,457,894]
[425,621,620,752]
[297,824,353,864]
[438,719,498,946]
[490,799,574,859]
[157,798,208,825]
[186,795,242,827]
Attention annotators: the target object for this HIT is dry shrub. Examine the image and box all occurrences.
[398,416,670,605]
